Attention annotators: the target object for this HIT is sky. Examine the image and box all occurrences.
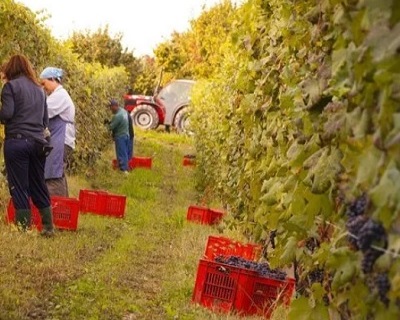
[17,0,224,56]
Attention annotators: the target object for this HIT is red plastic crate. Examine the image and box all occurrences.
[79,189,108,214]
[209,208,226,225]
[6,199,42,230]
[112,157,152,170]
[129,156,152,169]
[192,259,295,317]
[186,205,225,225]
[102,194,126,218]
[79,189,126,218]
[183,156,196,166]
[204,236,262,261]
[50,196,80,230]
[6,197,80,231]
[187,205,208,224]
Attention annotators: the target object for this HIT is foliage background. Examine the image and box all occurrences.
[188,0,400,319]
[0,0,128,173]
[1,0,399,318]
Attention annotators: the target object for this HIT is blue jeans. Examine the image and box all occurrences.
[128,137,134,160]
[4,138,51,210]
[114,135,129,171]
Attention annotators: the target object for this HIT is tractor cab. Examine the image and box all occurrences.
[125,79,195,133]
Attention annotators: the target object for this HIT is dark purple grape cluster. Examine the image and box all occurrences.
[346,215,368,250]
[344,194,391,304]
[357,219,388,252]
[375,272,391,305]
[308,268,325,284]
[214,255,287,281]
[361,248,384,273]
[356,219,387,273]
[345,193,368,218]
[344,194,388,274]
[305,237,320,253]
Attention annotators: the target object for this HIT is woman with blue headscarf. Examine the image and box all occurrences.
[40,67,76,197]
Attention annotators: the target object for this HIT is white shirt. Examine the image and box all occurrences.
[47,85,76,149]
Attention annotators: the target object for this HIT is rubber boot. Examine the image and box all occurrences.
[39,206,55,237]
[15,209,31,231]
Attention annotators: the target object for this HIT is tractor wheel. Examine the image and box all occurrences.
[174,108,191,134]
[131,104,159,130]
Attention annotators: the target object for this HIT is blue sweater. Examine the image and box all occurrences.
[0,76,48,141]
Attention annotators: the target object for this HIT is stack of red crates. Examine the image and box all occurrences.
[79,189,126,218]
[6,196,80,231]
[186,205,225,225]
[192,235,295,318]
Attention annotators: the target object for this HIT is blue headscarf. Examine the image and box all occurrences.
[40,67,64,82]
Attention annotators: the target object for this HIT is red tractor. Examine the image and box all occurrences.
[123,79,195,133]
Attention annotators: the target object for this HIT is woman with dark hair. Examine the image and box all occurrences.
[0,54,54,236]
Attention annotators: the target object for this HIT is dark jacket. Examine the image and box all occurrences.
[109,107,129,138]
[127,110,134,139]
[0,76,48,141]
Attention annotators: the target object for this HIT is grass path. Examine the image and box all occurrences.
[0,131,268,320]
[47,133,201,319]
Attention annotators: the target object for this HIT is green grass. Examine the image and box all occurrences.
[0,129,280,320]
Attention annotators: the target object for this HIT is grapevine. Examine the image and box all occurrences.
[188,0,400,318]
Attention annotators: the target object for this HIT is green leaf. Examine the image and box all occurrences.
[260,180,283,206]
[286,142,306,167]
[290,190,307,216]
[366,23,400,62]
[355,146,382,187]
[331,262,357,291]
[289,297,330,320]
[280,236,297,264]
[288,297,313,320]
[370,161,400,222]
[302,79,322,106]
[310,283,326,301]
[303,147,328,170]
[332,49,347,76]
[304,148,342,194]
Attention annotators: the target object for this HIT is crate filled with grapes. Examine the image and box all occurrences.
[203,235,262,261]
[192,255,295,318]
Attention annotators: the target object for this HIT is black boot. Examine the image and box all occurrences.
[39,206,55,237]
[15,209,31,231]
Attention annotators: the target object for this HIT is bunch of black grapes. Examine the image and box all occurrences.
[214,255,287,281]
[374,273,391,306]
[344,194,390,304]
[345,193,369,249]
[308,268,325,284]
[345,194,388,272]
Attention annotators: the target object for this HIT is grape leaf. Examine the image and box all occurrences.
[289,296,330,320]
[370,161,400,210]
[355,146,382,186]
[366,22,400,62]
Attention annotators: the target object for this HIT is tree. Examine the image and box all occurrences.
[132,56,159,95]
[154,0,237,80]
[68,25,141,86]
